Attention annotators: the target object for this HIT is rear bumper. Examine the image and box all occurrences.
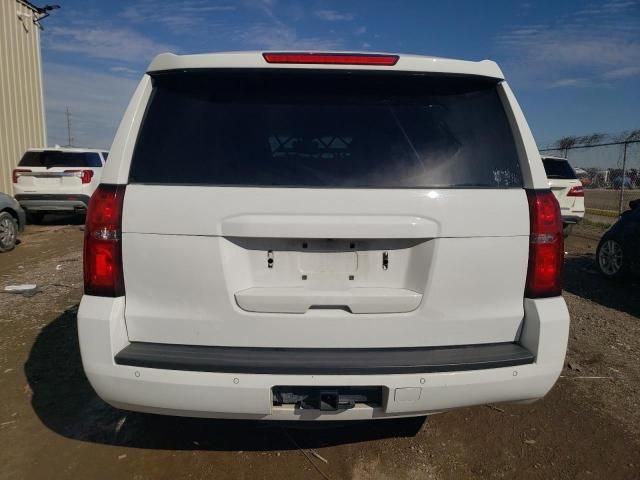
[15,194,90,212]
[560,202,585,224]
[562,215,584,225]
[115,342,534,375]
[78,296,569,420]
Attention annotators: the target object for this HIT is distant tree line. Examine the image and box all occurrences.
[553,129,640,151]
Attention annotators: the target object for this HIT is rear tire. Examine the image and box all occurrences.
[0,212,18,252]
[596,237,628,279]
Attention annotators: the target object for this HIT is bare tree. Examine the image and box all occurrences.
[575,133,605,145]
[616,129,640,142]
[555,136,578,152]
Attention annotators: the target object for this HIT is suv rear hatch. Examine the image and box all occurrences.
[121,69,530,348]
[14,151,101,193]
[542,157,583,214]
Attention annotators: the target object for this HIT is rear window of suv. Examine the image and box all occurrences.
[542,158,577,179]
[19,151,102,168]
[130,70,522,188]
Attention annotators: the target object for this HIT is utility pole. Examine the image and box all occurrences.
[65,106,73,146]
[618,141,628,215]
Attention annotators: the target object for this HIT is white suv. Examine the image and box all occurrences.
[13,147,108,221]
[78,52,569,421]
[541,156,585,236]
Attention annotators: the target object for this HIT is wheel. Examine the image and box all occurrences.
[596,237,628,279]
[27,212,44,224]
[0,212,18,252]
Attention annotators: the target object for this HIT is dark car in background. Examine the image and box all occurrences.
[597,199,640,278]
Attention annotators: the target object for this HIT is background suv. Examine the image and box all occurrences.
[13,147,108,222]
[78,51,569,421]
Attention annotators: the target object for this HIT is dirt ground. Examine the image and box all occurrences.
[0,218,639,480]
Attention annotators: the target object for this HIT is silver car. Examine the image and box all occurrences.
[0,192,26,252]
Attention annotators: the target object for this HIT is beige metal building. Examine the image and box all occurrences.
[0,0,46,194]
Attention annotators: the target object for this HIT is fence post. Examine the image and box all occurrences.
[618,141,628,215]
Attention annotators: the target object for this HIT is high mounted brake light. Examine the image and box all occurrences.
[262,52,399,66]
[84,184,126,297]
[525,190,564,298]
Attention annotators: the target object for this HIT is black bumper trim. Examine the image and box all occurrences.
[15,193,90,206]
[562,215,583,225]
[114,342,534,375]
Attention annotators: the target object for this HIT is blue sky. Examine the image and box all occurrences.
[40,0,640,150]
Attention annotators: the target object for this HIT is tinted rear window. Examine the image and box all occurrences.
[130,70,522,188]
[19,151,102,168]
[542,159,577,179]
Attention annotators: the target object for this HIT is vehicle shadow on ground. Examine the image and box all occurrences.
[563,254,640,318]
[25,308,425,451]
[28,213,85,227]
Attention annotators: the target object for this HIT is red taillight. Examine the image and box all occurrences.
[525,190,564,298]
[12,169,31,183]
[65,169,94,184]
[567,185,584,197]
[84,184,126,297]
[262,52,399,66]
